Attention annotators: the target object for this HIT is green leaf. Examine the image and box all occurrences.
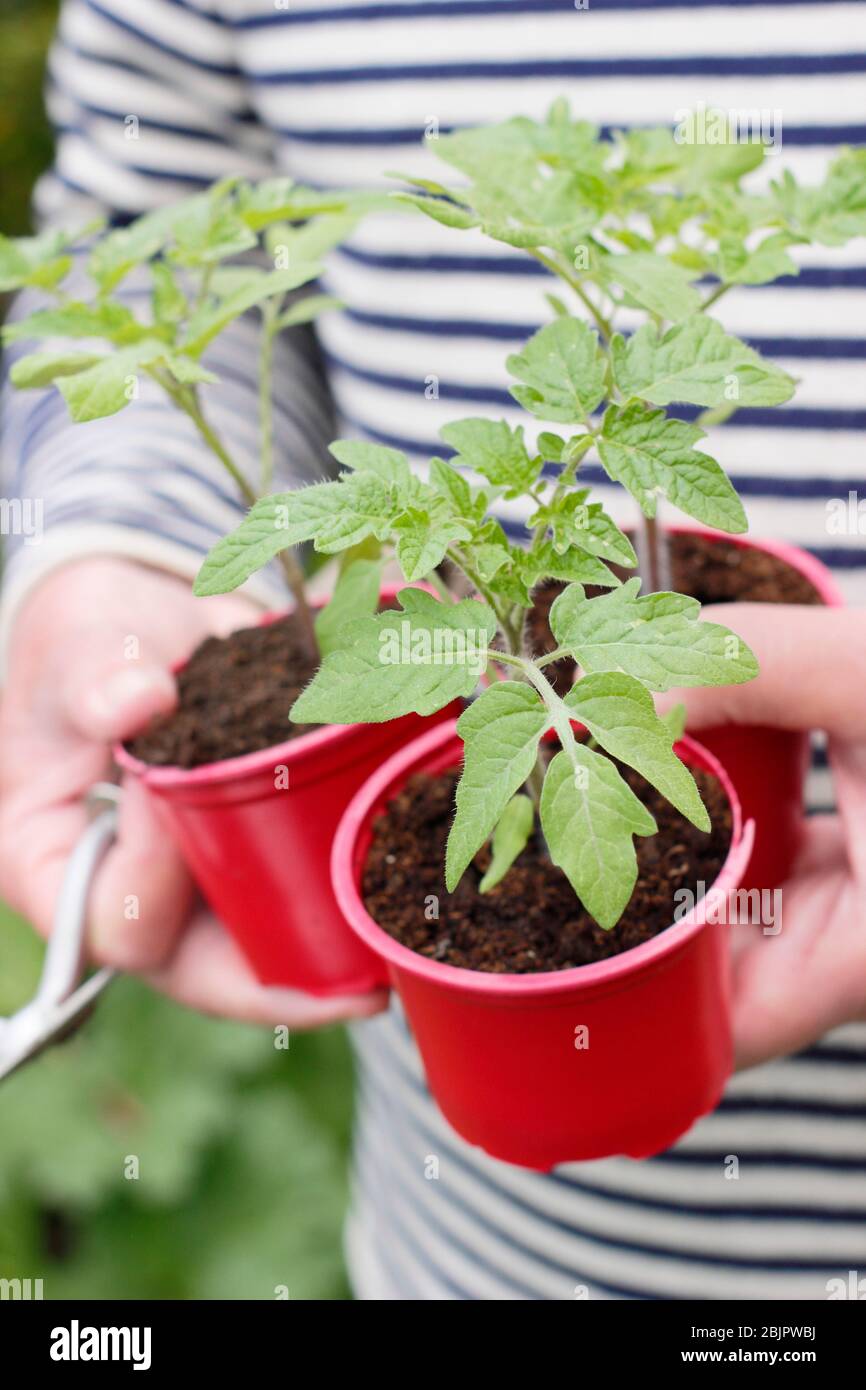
[54,340,167,422]
[474,542,512,582]
[662,703,687,742]
[715,232,799,286]
[611,316,795,408]
[9,350,103,389]
[236,177,301,230]
[479,794,535,893]
[194,485,343,595]
[169,189,258,265]
[88,206,178,290]
[540,746,655,930]
[565,673,710,830]
[291,590,496,725]
[439,418,540,496]
[0,229,78,292]
[277,294,342,328]
[266,211,360,264]
[598,251,701,321]
[160,353,219,385]
[550,577,759,690]
[151,260,187,325]
[182,264,321,354]
[392,506,472,581]
[391,192,480,230]
[429,456,473,514]
[506,319,606,422]
[3,300,142,345]
[598,402,748,533]
[521,542,619,590]
[328,439,411,487]
[313,558,382,657]
[446,682,548,889]
[528,491,637,567]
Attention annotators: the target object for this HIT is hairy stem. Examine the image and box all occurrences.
[259,302,277,494]
[635,511,672,594]
[157,373,319,656]
[701,280,732,312]
[530,249,613,343]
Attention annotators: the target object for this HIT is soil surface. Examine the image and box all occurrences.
[362,761,732,972]
[526,531,822,694]
[126,612,319,768]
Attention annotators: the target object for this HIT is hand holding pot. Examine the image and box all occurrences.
[0,558,387,1026]
[658,602,866,1070]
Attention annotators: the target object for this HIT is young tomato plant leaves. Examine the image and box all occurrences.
[506,319,606,422]
[479,794,535,893]
[528,491,637,567]
[521,543,619,591]
[151,260,188,326]
[54,341,168,422]
[328,439,412,487]
[194,491,325,595]
[661,703,687,743]
[540,746,656,930]
[182,264,321,355]
[9,350,103,389]
[313,558,382,657]
[564,673,710,831]
[611,316,795,409]
[596,251,702,321]
[597,403,748,533]
[550,578,759,690]
[446,682,549,890]
[3,300,143,345]
[439,419,540,497]
[291,590,496,725]
[392,506,473,581]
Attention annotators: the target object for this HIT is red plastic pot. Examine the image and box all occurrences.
[114,587,456,997]
[671,528,843,892]
[333,718,754,1169]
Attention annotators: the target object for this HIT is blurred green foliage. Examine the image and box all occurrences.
[0,906,355,1299]
[0,0,356,1299]
[0,0,58,235]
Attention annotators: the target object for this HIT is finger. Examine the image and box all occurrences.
[86,776,194,971]
[656,604,866,740]
[731,867,864,1069]
[61,653,177,744]
[144,910,390,1026]
[0,734,109,934]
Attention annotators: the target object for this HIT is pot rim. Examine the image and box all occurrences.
[665,524,845,609]
[331,717,754,999]
[115,529,842,788]
[113,582,421,788]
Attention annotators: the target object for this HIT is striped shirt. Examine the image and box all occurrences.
[3,0,865,1300]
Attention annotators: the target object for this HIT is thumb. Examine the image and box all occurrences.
[657,603,865,741]
[62,650,177,743]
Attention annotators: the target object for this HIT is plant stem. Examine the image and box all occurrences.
[701,280,731,312]
[259,303,277,494]
[158,373,319,656]
[530,249,613,343]
[635,511,672,594]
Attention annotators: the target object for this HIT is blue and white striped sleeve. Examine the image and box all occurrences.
[0,0,336,642]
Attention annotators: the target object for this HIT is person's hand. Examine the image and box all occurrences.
[660,603,866,1070]
[0,557,387,1026]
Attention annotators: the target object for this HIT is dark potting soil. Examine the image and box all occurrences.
[362,762,732,972]
[126,612,319,768]
[526,531,822,695]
